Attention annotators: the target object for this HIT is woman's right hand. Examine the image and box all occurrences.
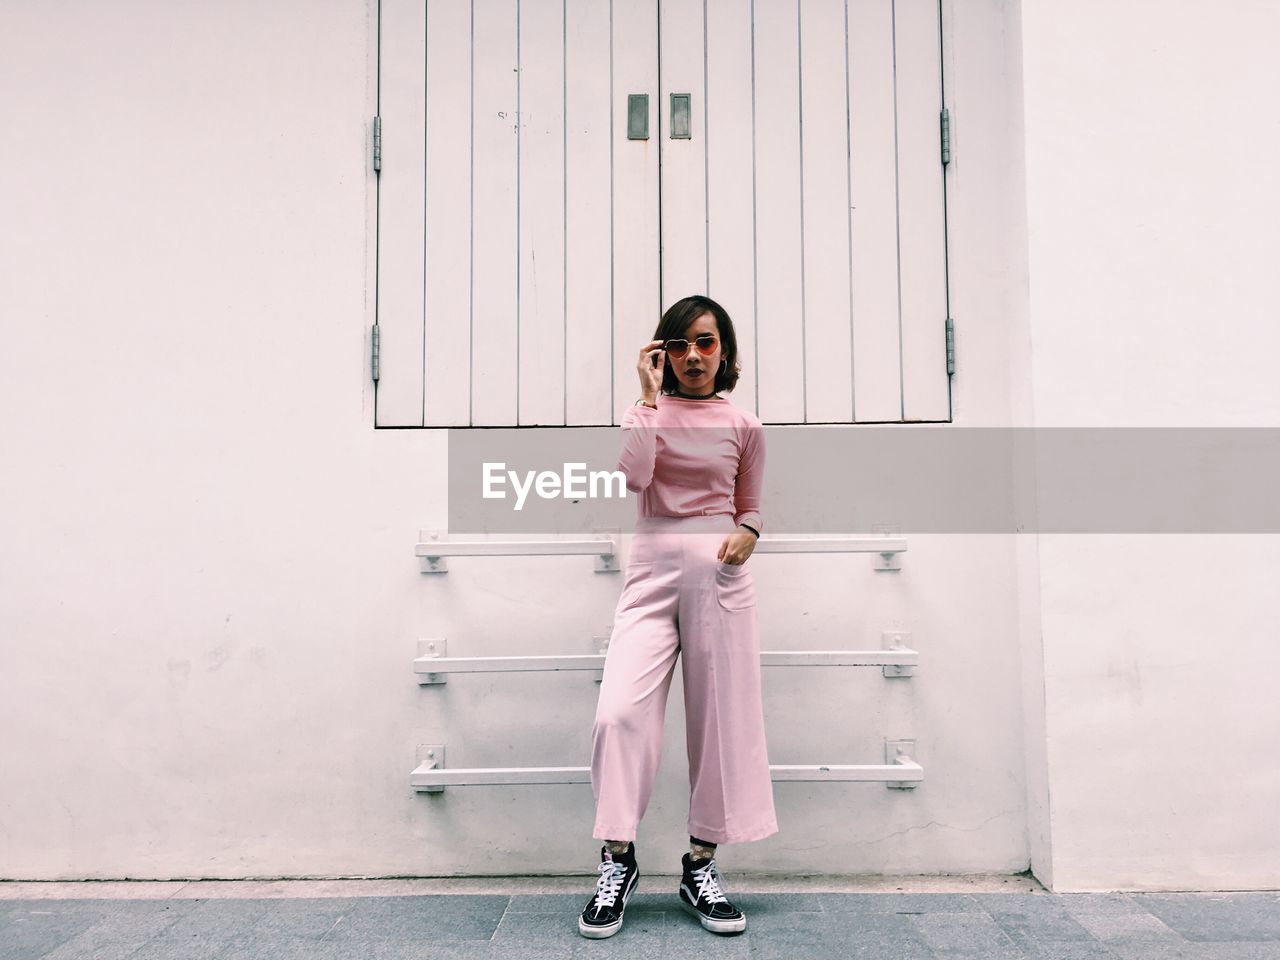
[637,339,664,400]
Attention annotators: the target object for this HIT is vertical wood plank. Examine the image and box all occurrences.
[894,0,949,420]
[564,0,615,424]
[753,0,805,423]
[424,0,473,425]
[706,0,760,413]
[849,0,903,422]
[658,0,706,312]
[799,0,855,422]
[376,0,426,426]
[611,0,661,420]
[472,0,520,425]
[518,0,567,424]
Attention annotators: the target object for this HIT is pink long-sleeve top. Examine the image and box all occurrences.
[616,392,764,533]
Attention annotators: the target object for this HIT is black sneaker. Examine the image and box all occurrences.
[678,852,747,934]
[578,842,640,938]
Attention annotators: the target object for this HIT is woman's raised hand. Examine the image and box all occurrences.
[637,339,664,400]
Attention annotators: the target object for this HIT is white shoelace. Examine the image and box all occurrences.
[593,859,628,910]
[690,858,729,904]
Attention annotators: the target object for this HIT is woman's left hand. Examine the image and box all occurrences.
[717,528,759,565]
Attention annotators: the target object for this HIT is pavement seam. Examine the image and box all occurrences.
[489,895,512,941]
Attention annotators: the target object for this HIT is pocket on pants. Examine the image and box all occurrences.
[714,560,755,611]
[618,561,655,610]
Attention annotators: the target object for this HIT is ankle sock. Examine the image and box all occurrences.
[688,834,717,862]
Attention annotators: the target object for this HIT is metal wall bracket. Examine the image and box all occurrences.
[881,631,914,677]
[417,638,447,684]
[415,743,445,793]
[591,526,620,572]
[871,523,903,571]
[418,530,448,573]
[885,738,920,790]
[873,551,902,572]
[591,630,611,683]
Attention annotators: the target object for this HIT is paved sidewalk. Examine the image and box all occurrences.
[1,876,1277,959]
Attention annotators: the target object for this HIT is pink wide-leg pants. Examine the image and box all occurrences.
[590,513,778,845]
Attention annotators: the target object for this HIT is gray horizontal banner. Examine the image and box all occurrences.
[447,427,1280,534]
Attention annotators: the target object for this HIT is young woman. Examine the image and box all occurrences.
[578,295,777,939]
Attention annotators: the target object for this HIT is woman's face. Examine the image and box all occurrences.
[669,311,722,394]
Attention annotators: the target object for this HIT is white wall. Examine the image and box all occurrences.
[1014,0,1280,889]
[1,0,1273,891]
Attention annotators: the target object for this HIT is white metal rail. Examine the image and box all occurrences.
[411,742,924,792]
[414,633,918,683]
[415,529,908,572]
[411,529,923,791]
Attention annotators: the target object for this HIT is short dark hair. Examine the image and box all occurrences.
[652,295,742,395]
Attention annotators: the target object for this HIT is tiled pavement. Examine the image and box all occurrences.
[2,878,1277,959]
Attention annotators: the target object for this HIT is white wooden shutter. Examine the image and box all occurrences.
[375,0,948,426]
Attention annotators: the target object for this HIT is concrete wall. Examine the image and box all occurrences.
[1,0,1274,891]
[1013,0,1280,889]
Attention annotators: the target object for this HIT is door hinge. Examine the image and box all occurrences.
[945,316,954,376]
[371,323,381,382]
[940,107,950,167]
[372,115,382,172]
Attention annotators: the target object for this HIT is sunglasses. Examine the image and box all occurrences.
[663,334,718,359]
